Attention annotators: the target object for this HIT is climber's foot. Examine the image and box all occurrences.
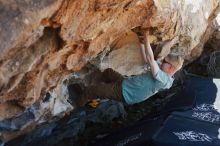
[87,99,100,108]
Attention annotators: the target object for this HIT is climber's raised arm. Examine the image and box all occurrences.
[140,43,148,64]
[142,32,159,76]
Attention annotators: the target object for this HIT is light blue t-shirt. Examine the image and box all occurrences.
[122,63,174,105]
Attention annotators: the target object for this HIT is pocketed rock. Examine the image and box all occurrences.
[0,0,220,143]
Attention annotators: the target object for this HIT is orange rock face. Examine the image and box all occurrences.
[0,0,220,140]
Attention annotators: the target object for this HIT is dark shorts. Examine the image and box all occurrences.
[84,68,125,103]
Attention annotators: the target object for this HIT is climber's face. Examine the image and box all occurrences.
[161,59,176,76]
[161,61,171,70]
[161,54,184,76]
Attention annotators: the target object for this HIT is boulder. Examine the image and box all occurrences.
[0,0,220,143]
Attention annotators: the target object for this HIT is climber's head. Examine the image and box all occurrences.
[161,53,184,76]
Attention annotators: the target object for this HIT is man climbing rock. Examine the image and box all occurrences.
[69,31,184,106]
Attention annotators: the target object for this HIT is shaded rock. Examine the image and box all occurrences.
[0,0,63,60]
[0,28,61,107]
[185,50,220,78]
[0,103,23,121]
[0,109,34,133]
[5,100,126,146]
[0,0,220,143]
[87,100,127,123]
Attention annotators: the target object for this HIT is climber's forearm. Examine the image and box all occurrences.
[144,34,155,64]
[141,44,148,63]
[143,32,158,76]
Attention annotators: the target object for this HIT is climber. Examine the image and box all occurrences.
[69,31,184,106]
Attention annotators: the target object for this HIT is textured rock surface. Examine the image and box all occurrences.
[0,0,63,60]
[91,31,146,76]
[0,0,220,143]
